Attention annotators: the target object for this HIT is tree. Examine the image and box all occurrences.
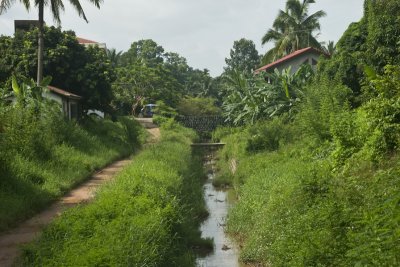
[107,48,122,67]
[0,0,102,85]
[261,0,326,63]
[177,97,221,116]
[0,27,115,112]
[322,40,336,56]
[224,38,260,75]
[121,39,165,67]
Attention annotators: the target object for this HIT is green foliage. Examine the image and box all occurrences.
[222,65,313,125]
[19,122,207,266]
[177,97,221,116]
[224,38,260,75]
[245,117,292,153]
[319,0,400,104]
[261,0,326,63]
[0,100,144,231]
[0,27,115,112]
[114,39,219,114]
[214,63,400,266]
[152,101,178,126]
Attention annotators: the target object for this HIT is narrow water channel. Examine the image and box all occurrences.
[196,148,240,267]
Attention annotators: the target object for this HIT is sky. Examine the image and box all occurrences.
[0,0,365,77]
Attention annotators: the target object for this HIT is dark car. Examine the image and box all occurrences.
[140,104,157,118]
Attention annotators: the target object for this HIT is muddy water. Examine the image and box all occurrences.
[196,151,240,267]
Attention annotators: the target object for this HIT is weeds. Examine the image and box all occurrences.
[0,102,145,231]
[19,122,209,266]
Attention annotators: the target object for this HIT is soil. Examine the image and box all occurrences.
[0,119,160,267]
[136,117,161,142]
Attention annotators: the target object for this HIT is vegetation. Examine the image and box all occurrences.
[224,38,260,76]
[0,79,144,231]
[112,39,217,114]
[221,65,313,125]
[19,121,210,266]
[0,26,115,112]
[177,96,221,117]
[0,0,102,85]
[261,0,326,63]
[212,1,400,265]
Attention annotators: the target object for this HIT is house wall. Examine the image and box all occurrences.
[43,91,80,120]
[273,52,321,74]
[43,91,62,105]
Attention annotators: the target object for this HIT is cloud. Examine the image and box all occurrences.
[0,0,364,76]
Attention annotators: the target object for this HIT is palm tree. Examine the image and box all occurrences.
[262,0,326,63]
[322,40,336,56]
[0,0,103,85]
[107,48,122,67]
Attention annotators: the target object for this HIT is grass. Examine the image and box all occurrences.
[18,121,211,266]
[0,107,145,232]
[214,121,400,266]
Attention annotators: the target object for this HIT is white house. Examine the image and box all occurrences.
[255,47,328,75]
[45,86,82,120]
[77,37,107,50]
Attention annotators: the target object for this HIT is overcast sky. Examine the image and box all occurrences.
[0,0,364,77]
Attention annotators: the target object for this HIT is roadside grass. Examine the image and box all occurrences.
[0,109,145,232]
[19,121,210,266]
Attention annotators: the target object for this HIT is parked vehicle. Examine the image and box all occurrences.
[140,104,157,118]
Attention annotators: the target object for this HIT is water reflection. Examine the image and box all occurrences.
[196,153,240,267]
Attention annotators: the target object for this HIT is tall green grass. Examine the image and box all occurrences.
[0,104,145,232]
[19,121,209,266]
[215,74,400,266]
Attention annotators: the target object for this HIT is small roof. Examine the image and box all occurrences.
[77,37,98,44]
[255,47,327,74]
[48,86,82,100]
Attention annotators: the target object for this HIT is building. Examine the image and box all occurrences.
[45,86,82,120]
[255,47,328,75]
[14,20,42,32]
[77,37,107,50]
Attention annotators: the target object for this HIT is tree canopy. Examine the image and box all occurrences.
[0,26,115,112]
[262,0,326,64]
[224,38,260,76]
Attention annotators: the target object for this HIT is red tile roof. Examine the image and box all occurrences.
[255,47,327,74]
[48,86,82,100]
[77,37,98,44]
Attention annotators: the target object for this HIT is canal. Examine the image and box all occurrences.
[196,147,240,267]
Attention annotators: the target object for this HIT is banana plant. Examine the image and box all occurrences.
[12,75,52,107]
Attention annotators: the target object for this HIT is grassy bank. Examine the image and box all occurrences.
[19,120,209,266]
[213,74,400,266]
[0,103,145,232]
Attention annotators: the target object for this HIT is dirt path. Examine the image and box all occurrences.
[0,120,160,267]
[136,117,161,142]
[0,159,131,267]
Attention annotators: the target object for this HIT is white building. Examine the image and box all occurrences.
[255,47,328,75]
[44,86,82,120]
[77,37,107,50]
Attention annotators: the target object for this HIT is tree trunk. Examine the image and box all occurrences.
[37,2,44,86]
